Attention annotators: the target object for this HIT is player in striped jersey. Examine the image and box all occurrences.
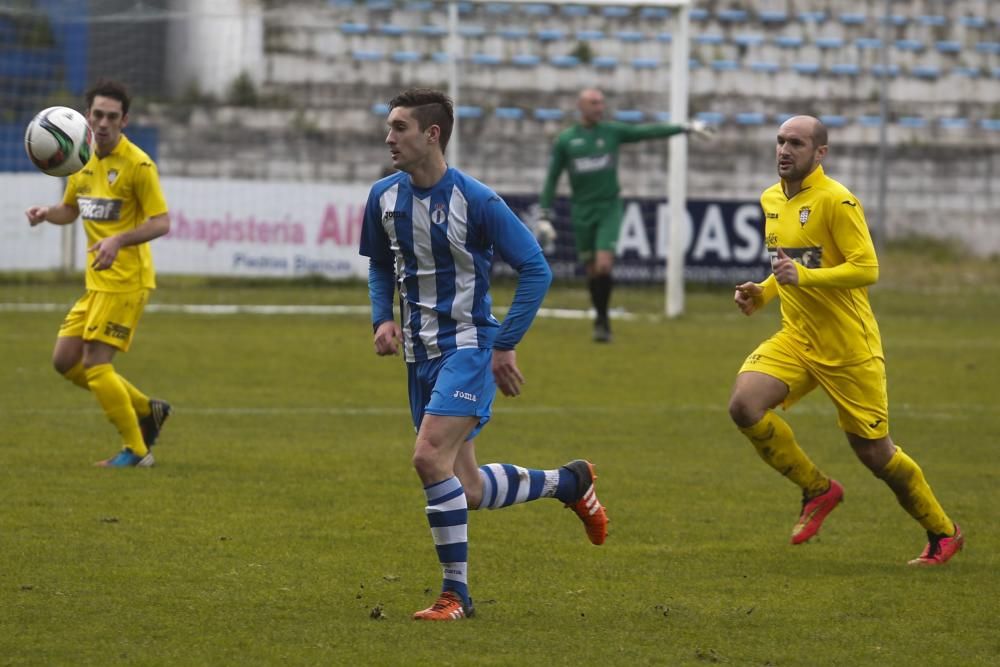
[360,89,609,621]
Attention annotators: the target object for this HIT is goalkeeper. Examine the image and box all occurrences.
[538,87,713,342]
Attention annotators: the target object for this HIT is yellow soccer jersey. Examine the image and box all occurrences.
[759,165,883,365]
[63,135,168,292]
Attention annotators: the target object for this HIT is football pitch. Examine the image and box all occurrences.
[2,248,998,666]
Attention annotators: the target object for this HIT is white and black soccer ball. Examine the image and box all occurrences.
[24,106,95,177]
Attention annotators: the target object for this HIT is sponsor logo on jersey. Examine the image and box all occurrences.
[572,154,612,173]
[77,197,122,221]
[765,211,779,219]
[768,245,824,269]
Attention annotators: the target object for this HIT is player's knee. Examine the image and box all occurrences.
[728,393,761,428]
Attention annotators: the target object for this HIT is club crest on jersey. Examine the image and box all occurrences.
[107,169,119,185]
[431,203,447,225]
[798,207,811,226]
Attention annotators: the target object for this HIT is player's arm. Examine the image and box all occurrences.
[617,119,715,143]
[359,187,401,355]
[26,203,79,226]
[735,274,777,316]
[538,136,566,216]
[792,199,879,289]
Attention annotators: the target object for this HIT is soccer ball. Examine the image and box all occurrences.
[24,106,95,177]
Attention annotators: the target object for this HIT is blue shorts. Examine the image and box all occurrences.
[407,348,497,439]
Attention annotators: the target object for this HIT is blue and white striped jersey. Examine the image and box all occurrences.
[360,167,546,362]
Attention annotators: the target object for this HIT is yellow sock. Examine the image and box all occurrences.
[63,362,89,390]
[116,374,151,417]
[64,362,150,417]
[84,364,148,456]
[877,446,953,535]
[739,410,829,498]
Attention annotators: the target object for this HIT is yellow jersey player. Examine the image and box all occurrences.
[25,79,172,467]
[728,115,962,565]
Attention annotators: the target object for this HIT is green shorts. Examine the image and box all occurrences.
[570,200,623,264]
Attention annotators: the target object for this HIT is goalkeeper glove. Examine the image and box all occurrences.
[684,118,717,140]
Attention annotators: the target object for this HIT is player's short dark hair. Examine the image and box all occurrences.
[85,80,131,115]
[811,119,828,147]
[388,88,454,154]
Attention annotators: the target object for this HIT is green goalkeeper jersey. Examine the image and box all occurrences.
[539,121,685,210]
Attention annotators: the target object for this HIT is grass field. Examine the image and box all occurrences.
[2,246,998,666]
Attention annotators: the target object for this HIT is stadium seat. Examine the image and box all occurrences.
[883,15,909,26]
[352,50,383,61]
[816,37,845,49]
[775,36,804,48]
[631,57,659,69]
[938,117,969,130]
[498,27,529,40]
[936,41,962,54]
[758,10,788,23]
[793,62,821,75]
[695,111,725,125]
[839,13,866,25]
[733,34,765,48]
[616,30,645,42]
[456,106,483,119]
[960,16,988,29]
[711,59,739,72]
[640,7,671,20]
[911,65,941,79]
[898,116,927,129]
[717,9,748,23]
[459,25,486,38]
[819,114,847,128]
[522,3,553,16]
[432,52,450,63]
[735,112,766,125]
[405,0,434,11]
[952,66,981,78]
[365,0,394,10]
[484,2,511,15]
[534,108,565,121]
[652,111,672,122]
[695,33,724,46]
[871,64,901,77]
[918,15,947,27]
[656,32,672,43]
[613,110,644,122]
[379,24,408,36]
[419,25,448,37]
[797,11,826,23]
[774,113,796,124]
[511,54,541,67]
[372,103,390,115]
[602,6,630,18]
[340,22,369,35]
[830,63,861,76]
[576,29,604,41]
[979,119,1000,131]
[494,107,524,120]
[391,51,423,63]
[855,37,882,49]
[895,39,924,52]
[592,56,618,69]
[470,53,502,66]
[550,55,580,68]
[560,5,590,17]
[857,115,883,127]
[749,61,780,74]
[537,28,565,41]
[689,8,709,21]
[975,42,1000,55]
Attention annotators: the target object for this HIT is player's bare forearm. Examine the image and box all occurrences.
[117,213,171,247]
[26,203,78,226]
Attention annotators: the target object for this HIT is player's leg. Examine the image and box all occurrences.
[730,340,841,543]
[588,200,622,343]
[829,357,961,564]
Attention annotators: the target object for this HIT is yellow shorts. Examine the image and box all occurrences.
[58,289,149,353]
[738,330,889,439]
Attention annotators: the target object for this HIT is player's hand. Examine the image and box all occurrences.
[535,218,557,254]
[25,206,49,226]
[492,349,525,397]
[685,118,717,140]
[734,282,763,316]
[373,320,402,356]
[772,247,799,286]
[88,235,123,270]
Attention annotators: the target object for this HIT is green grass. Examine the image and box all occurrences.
[1,251,998,666]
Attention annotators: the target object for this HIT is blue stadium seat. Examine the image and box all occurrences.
[498,27,529,40]
[936,41,962,54]
[839,13,866,25]
[405,0,434,11]
[711,60,740,72]
[855,37,882,49]
[689,58,702,70]
[391,51,423,63]
[640,7,671,20]
[484,3,511,15]
[993,67,1000,79]
[976,42,1000,54]
[695,34,725,46]
[419,25,448,37]
[602,6,630,18]
[774,36,804,48]
[793,62,821,75]
[632,57,660,69]
[830,63,861,76]
[689,8,709,21]
[534,108,565,121]
[329,0,355,6]
[365,0,393,10]
[733,34,765,48]
[511,54,540,67]
[857,115,882,127]
[774,113,796,124]
[614,110,644,122]
[883,15,909,26]
[735,112,766,125]
[695,111,725,125]
[870,64,900,78]
[758,11,787,23]
[592,56,618,69]
[797,11,826,23]
[898,116,927,128]
[522,3,553,16]
[895,39,924,52]
[819,114,847,128]
[656,32,672,43]
[495,107,524,120]
[379,24,408,36]
[979,119,1000,131]
[352,50,384,61]
[749,61,780,74]
[912,65,941,79]
[960,16,988,29]
[537,28,565,41]
[372,103,390,115]
[459,25,486,38]
[652,111,672,122]
[717,9,748,23]
[816,37,845,49]
[432,52,450,63]
[938,117,969,130]
[576,30,605,41]
[550,55,580,68]
[918,15,947,27]
[340,22,369,35]
[560,4,590,17]
[952,66,981,78]
[456,106,483,119]
[616,30,645,42]
[470,53,502,66]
